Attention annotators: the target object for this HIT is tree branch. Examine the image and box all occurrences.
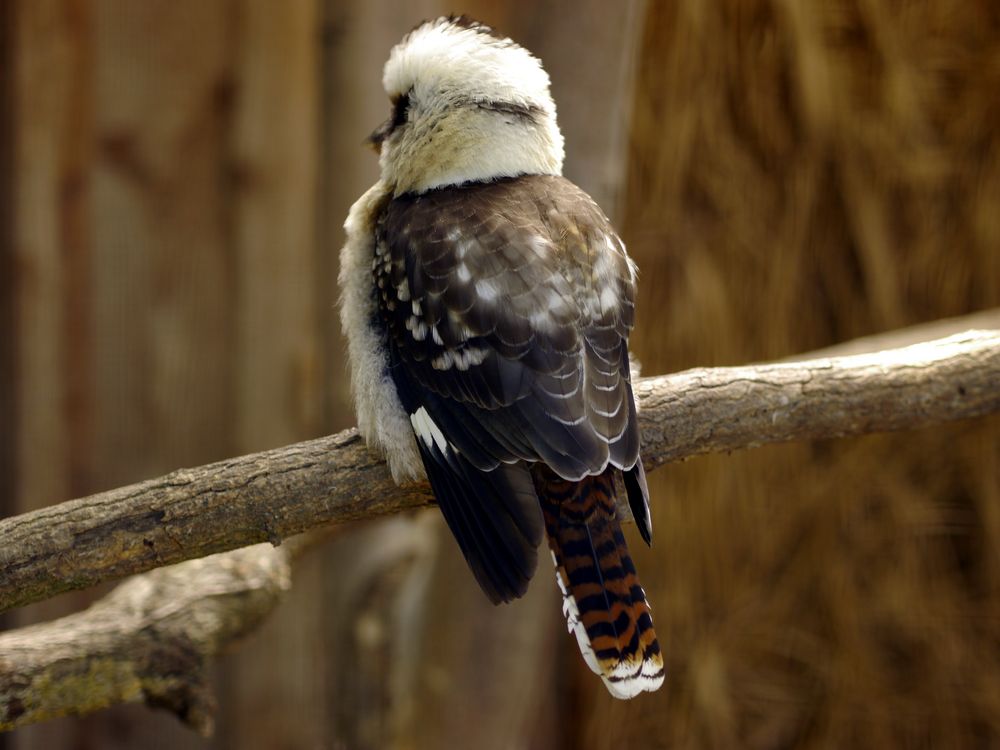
[638,328,1000,468]
[1,329,998,618]
[0,323,998,732]
[0,544,293,735]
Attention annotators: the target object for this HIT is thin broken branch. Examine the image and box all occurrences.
[0,329,997,618]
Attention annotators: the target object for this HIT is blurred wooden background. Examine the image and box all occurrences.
[2,1,999,748]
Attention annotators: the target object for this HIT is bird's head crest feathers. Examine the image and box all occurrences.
[372,16,565,195]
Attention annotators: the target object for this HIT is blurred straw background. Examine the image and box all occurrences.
[2,1,999,748]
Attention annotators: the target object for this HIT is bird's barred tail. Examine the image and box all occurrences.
[531,464,664,699]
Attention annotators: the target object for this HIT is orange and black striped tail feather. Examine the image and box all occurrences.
[531,464,664,699]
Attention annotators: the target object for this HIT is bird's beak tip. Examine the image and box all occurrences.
[366,120,392,155]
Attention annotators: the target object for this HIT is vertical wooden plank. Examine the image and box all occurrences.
[402,540,562,750]
[77,14,239,725]
[214,5,446,743]
[212,1,329,747]
[90,0,239,492]
[7,2,97,748]
[11,0,91,520]
[79,1,240,746]
[0,14,19,750]
[0,0,17,526]
[230,0,323,452]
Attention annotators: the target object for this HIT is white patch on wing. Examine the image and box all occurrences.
[529,309,554,332]
[606,420,630,445]
[462,347,487,369]
[615,235,639,285]
[410,406,448,453]
[475,278,499,302]
[456,262,471,283]
[582,242,624,321]
[550,412,587,427]
[396,277,411,302]
[529,234,553,258]
[599,284,619,313]
[431,346,487,371]
[593,241,616,281]
[536,375,581,400]
[431,350,453,370]
[446,308,476,340]
[406,316,428,341]
[545,288,569,315]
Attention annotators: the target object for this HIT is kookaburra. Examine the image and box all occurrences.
[339,16,664,699]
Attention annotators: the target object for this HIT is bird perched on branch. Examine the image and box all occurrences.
[339,15,663,699]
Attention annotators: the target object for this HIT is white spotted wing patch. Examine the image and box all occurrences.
[432,346,487,371]
[373,174,643,479]
[474,277,501,303]
[410,406,447,452]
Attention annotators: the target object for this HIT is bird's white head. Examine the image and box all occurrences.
[372,16,565,196]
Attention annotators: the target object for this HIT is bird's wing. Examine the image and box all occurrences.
[375,174,641,601]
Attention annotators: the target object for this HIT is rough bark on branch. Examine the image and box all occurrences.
[637,328,1000,468]
[0,544,292,735]
[1,329,998,619]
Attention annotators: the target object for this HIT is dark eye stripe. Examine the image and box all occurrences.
[391,91,411,130]
[369,88,414,148]
[470,99,541,122]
